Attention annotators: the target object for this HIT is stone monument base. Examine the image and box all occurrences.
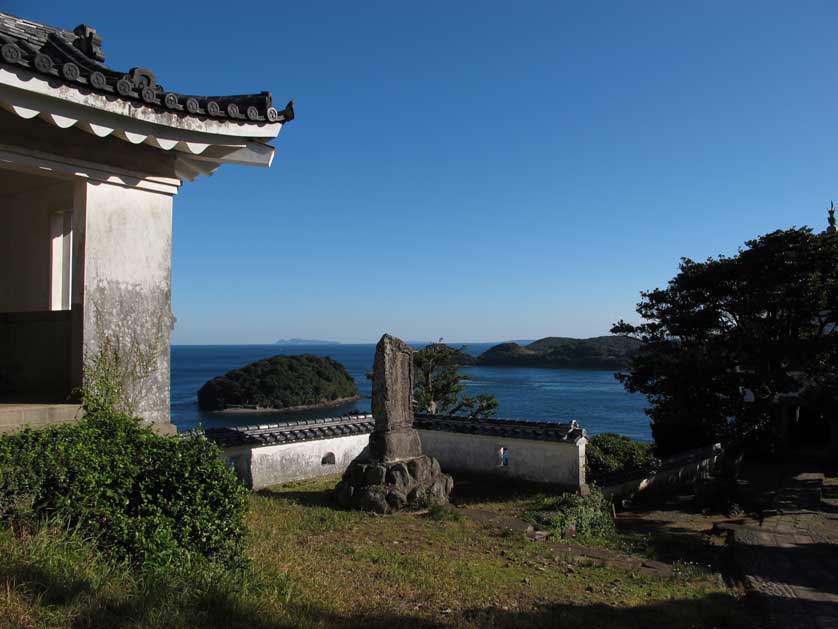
[334,455,453,514]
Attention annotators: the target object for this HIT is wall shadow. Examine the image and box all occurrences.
[254,486,336,508]
[449,472,562,506]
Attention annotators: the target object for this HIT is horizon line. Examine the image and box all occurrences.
[170,335,623,347]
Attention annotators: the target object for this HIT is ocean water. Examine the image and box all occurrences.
[171,343,651,440]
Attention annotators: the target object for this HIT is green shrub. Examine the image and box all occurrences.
[524,488,615,542]
[0,412,248,567]
[586,433,654,483]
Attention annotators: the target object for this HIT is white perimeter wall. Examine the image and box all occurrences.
[222,430,586,491]
[225,434,371,490]
[418,430,586,489]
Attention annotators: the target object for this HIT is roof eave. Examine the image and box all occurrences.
[0,65,284,181]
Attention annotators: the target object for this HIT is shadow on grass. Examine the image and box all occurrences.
[0,559,92,605]
[254,473,555,519]
[255,486,336,508]
[1,556,295,629]
[4,552,759,629]
[618,522,729,570]
[615,491,738,568]
[449,473,558,507]
[308,592,756,628]
[69,588,292,629]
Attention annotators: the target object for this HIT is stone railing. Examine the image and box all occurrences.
[600,442,724,499]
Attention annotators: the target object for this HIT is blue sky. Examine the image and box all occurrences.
[10,1,838,343]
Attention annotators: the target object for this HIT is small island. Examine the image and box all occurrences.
[274,338,342,346]
[476,335,640,369]
[197,354,359,412]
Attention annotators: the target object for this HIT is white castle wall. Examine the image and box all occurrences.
[219,429,586,491]
[222,434,371,490]
[418,430,586,490]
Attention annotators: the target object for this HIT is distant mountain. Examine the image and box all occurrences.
[274,338,341,346]
[477,336,640,370]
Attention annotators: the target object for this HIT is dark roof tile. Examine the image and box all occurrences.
[201,412,586,448]
[414,414,586,443]
[0,11,293,125]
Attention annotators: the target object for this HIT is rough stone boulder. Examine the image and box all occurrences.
[334,333,453,514]
[334,455,454,514]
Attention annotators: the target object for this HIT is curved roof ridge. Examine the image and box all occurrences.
[0,11,293,125]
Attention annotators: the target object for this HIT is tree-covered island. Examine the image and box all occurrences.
[197,354,359,412]
[477,336,640,369]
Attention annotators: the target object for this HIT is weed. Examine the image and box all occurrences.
[428,503,463,522]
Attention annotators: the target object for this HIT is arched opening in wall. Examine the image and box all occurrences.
[321,452,336,465]
[498,447,510,467]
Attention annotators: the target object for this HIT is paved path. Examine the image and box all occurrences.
[728,469,838,629]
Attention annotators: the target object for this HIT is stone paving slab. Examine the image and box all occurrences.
[728,470,838,629]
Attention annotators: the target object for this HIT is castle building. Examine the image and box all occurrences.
[0,12,292,433]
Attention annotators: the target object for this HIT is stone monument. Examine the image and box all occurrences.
[335,334,453,513]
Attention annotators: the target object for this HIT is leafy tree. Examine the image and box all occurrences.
[413,342,499,418]
[612,227,838,456]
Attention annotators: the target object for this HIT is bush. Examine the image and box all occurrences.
[524,488,615,542]
[0,412,248,567]
[586,433,655,483]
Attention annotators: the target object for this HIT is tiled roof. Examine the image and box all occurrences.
[203,414,376,448]
[0,12,293,124]
[202,413,586,448]
[414,414,587,442]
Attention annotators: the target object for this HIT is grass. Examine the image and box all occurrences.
[0,522,288,628]
[0,476,757,628]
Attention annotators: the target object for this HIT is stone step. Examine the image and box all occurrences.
[789,472,825,487]
[773,472,825,511]
[821,497,838,513]
[0,403,82,434]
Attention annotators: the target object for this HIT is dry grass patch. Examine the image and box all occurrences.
[246,476,757,628]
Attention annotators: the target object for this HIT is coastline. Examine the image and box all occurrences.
[211,395,363,415]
